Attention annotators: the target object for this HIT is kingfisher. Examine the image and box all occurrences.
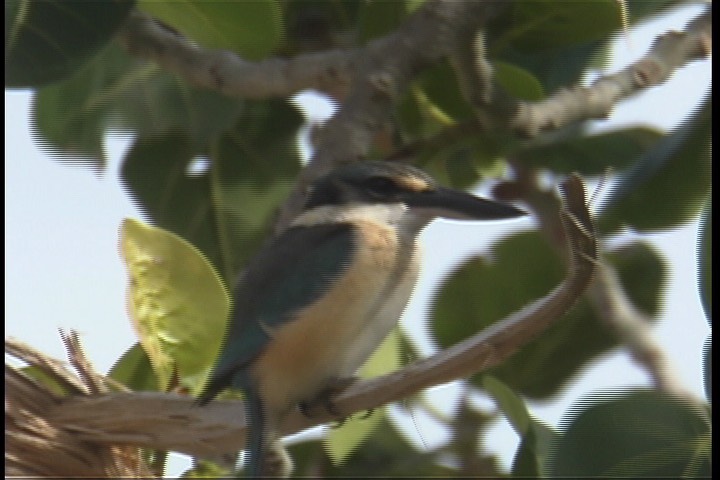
[197,161,525,476]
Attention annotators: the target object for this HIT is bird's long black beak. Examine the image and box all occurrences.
[404,187,526,220]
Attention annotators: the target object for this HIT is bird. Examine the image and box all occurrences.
[196,160,526,476]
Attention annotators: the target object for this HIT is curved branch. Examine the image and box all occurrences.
[18,174,597,459]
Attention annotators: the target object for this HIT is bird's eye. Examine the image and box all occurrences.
[364,176,399,197]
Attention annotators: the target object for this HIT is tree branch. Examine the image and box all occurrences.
[117,9,356,99]
[6,174,596,459]
[587,263,693,398]
[272,0,507,230]
[510,7,712,137]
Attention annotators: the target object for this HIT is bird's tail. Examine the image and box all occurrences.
[244,392,293,477]
[244,390,267,477]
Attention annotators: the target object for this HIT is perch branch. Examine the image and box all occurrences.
[29,174,596,458]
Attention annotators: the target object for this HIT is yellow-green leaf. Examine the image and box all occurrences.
[138,0,282,60]
[119,218,229,393]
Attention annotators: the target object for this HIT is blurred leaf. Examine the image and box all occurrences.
[31,45,135,165]
[212,99,304,276]
[302,416,452,476]
[416,61,475,123]
[486,0,624,91]
[108,343,159,392]
[605,241,666,316]
[432,233,666,399]
[325,330,400,465]
[32,43,244,168]
[5,0,135,87]
[487,2,607,94]
[600,94,712,233]
[181,459,232,478]
[119,218,230,393]
[358,0,407,43]
[516,127,663,175]
[120,133,228,274]
[494,61,545,101]
[18,365,72,397]
[550,390,711,477]
[504,0,621,52]
[483,375,560,475]
[431,231,565,354]
[482,375,531,435]
[511,417,557,477]
[504,40,605,94]
[698,202,711,323]
[623,0,678,24]
[282,0,363,53]
[138,0,282,60]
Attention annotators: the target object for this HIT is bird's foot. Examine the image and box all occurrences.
[298,377,358,419]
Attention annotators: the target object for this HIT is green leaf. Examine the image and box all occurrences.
[431,231,565,355]
[212,99,304,276]
[599,94,712,233]
[358,0,407,43]
[181,459,233,478]
[31,44,132,165]
[605,241,666,316]
[138,0,282,60]
[32,43,244,168]
[120,133,228,275]
[415,61,475,123]
[325,330,400,465]
[482,375,531,435]
[550,390,711,477]
[498,40,605,94]
[300,416,453,476]
[5,0,135,87]
[119,218,230,393]
[432,233,666,399]
[18,365,73,397]
[108,343,159,392]
[493,61,545,101]
[281,0,363,53]
[515,127,664,175]
[483,375,559,475]
[505,0,621,53]
[511,417,557,478]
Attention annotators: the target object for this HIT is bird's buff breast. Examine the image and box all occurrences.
[252,219,419,417]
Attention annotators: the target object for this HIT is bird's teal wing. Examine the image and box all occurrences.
[198,223,354,403]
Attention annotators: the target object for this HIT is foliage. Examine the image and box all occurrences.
[6,0,710,477]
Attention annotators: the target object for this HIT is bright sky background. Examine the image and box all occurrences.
[5,4,711,476]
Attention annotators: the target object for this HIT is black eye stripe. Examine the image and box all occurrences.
[364,176,399,195]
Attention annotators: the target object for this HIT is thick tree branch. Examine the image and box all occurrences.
[510,8,712,137]
[117,9,356,99]
[7,174,596,459]
[272,0,507,230]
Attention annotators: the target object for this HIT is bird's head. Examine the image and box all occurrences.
[297,161,526,231]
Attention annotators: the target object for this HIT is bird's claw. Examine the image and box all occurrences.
[298,377,357,419]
